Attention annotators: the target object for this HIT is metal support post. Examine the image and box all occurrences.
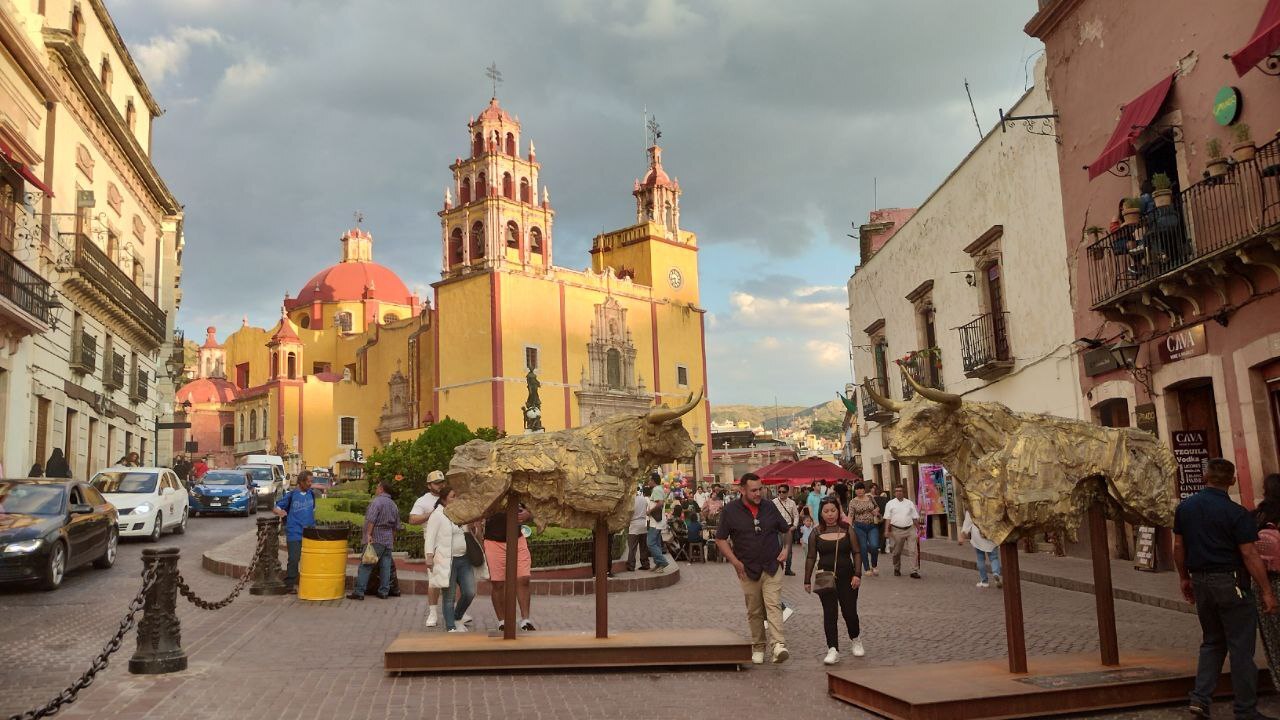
[129,547,188,674]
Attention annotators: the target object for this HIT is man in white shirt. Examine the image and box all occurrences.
[961,511,1001,588]
[408,471,450,626]
[646,476,671,573]
[772,485,800,576]
[626,487,651,571]
[694,485,710,510]
[884,485,922,579]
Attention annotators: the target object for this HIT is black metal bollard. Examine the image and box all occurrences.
[250,515,288,595]
[129,547,188,674]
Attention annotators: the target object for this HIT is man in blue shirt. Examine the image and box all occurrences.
[273,470,317,593]
[1175,458,1278,720]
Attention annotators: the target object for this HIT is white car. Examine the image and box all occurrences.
[90,467,190,541]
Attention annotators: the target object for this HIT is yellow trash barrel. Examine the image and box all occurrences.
[298,526,350,601]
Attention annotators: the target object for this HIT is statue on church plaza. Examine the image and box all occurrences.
[444,391,702,533]
[522,367,543,432]
[862,368,1177,545]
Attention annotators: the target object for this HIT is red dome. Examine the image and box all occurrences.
[476,97,514,124]
[288,261,415,308]
[177,377,240,404]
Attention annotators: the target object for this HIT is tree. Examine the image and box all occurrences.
[809,418,843,439]
[365,418,506,520]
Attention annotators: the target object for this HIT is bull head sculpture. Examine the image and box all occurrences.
[444,390,703,533]
[861,368,1176,545]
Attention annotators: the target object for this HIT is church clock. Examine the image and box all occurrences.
[667,267,683,289]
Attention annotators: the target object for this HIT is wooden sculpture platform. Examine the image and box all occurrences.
[385,628,750,673]
[828,649,1262,720]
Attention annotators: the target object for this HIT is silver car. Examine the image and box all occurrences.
[236,464,282,508]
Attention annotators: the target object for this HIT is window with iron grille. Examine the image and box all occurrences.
[524,346,539,371]
[107,352,125,389]
[339,416,356,446]
[676,364,689,387]
[71,326,96,374]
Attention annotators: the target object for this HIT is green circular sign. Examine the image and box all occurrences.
[1213,86,1240,126]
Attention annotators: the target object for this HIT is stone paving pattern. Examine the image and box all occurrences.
[2,527,1277,720]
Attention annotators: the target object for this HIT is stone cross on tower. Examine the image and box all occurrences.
[485,62,502,98]
[647,114,661,146]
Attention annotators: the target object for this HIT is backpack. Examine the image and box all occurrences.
[1257,526,1280,573]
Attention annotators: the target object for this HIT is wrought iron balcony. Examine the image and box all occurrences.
[1086,136,1280,309]
[61,233,165,348]
[0,245,54,333]
[900,348,945,400]
[105,351,125,390]
[959,312,1013,379]
[862,377,896,422]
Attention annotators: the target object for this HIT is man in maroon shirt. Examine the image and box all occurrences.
[715,472,792,665]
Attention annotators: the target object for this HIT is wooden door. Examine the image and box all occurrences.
[1269,381,1280,471]
[1178,382,1222,457]
[986,264,1009,360]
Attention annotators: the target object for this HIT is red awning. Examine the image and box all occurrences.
[0,137,53,197]
[1231,0,1280,76]
[1087,74,1175,180]
[759,457,856,487]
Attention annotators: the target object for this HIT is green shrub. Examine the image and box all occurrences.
[1206,138,1224,159]
[327,486,370,500]
[346,498,370,516]
[1122,196,1142,209]
[1151,172,1172,190]
[1232,123,1252,144]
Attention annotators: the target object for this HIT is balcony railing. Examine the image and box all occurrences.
[900,348,944,400]
[0,245,53,328]
[70,331,96,374]
[106,351,125,389]
[1087,136,1280,307]
[65,233,165,345]
[959,312,1013,379]
[862,377,896,422]
[131,369,148,403]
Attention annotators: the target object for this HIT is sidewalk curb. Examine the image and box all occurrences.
[921,550,1194,615]
[201,529,682,597]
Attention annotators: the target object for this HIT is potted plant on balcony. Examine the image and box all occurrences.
[1231,123,1256,162]
[1205,138,1229,178]
[1150,173,1173,208]
[1086,225,1105,242]
[1122,197,1143,225]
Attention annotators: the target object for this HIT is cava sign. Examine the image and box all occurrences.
[1158,324,1206,364]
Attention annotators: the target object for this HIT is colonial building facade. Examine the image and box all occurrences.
[0,0,184,478]
[177,97,711,481]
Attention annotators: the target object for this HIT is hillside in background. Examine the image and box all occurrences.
[711,399,845,431]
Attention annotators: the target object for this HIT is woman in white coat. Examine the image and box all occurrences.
[424,488,475,632]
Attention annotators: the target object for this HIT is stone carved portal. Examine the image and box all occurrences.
[375,365,412,444]
[576,297,653,424]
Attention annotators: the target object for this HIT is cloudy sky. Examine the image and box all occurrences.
[111,0,1042,406]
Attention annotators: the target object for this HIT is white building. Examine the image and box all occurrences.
[0,0,184,478]
[847,62,1079,527]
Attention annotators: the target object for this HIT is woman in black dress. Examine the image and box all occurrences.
[804,496,863,665]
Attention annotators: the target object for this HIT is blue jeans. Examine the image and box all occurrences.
[353,543,392,597]
[647,528,668,567]
[853,523,880,570]
[443,556,477,631]
[1190,571,1258,717]
[284,539,302,587]
[975,548,1001,583]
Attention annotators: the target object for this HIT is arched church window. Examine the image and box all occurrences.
[249,411,258,439]
[506,221,520,249]
[471,221,485,259]
[271,354,279,378]
[239,414,245,442]
[665,202,674,229]
[502,172,513,199]
[606,348,622,390]
[473,132,483,157]
[460,178,471,205]
[505,132,516,155]
[383,313,399,324]
[260,409,267,437]
[520,177,530,203]
[287,352,297,379]
[645,202,654,221]
[299,314,310,329]
[529,227,543,254]
[476,172,487,199]
[449,228,464,265]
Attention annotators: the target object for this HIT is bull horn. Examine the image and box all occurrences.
[861,376,904,412]
[646,388,704,424]
[899,364,962,406]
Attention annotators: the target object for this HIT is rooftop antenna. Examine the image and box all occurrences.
[485,62,502,99]
[964,78,982,141]
[873,176,877,210]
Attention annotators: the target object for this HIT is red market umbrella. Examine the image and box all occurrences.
[760,457,856,487]
[752,459,794,478]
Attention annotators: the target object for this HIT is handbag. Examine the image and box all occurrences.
[464,531,485,567]
[812,534,839,593]
[360,543,380,565]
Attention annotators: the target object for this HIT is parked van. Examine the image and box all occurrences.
[242,454,288,488]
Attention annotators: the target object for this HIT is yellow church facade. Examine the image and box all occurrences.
[176,98,711,481]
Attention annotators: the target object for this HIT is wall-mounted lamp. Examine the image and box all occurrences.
[949,270,977,286]
[1109,340,1154,396]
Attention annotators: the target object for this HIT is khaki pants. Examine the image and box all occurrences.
[890,525,917,572]
[739,566,786,652]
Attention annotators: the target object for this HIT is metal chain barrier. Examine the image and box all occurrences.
[174,521,270,610]
[7,565,157,720]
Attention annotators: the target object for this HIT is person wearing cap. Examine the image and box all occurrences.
[410,471,454,627]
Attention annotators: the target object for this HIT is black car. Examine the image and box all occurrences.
[0,478,118,590]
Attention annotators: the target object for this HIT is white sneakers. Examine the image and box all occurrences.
[823,647,840,665]
[425,606,439,628]
[852,639,865,657]
[772,644,790,664]
[447,626,468,633]
[461,612,473,624]
[977,581,990,588]
[751,651,765,665]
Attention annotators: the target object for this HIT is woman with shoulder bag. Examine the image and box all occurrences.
[424,488,475,632]
[804,496,863,665]
[1253,473,1280,685]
